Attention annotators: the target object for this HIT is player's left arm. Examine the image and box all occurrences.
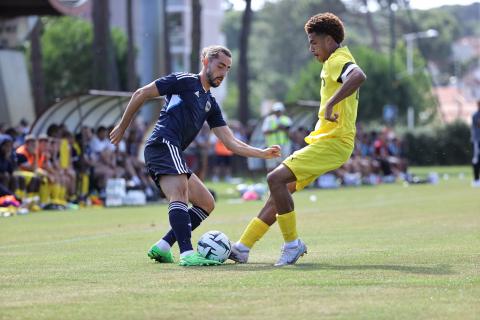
[325,66,367,123]
[212,126,280,159]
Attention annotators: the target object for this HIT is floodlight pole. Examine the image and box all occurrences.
[403,29,438,75]
[403,29,438,130]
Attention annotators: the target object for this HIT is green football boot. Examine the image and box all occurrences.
[147,246,175,263]
[178,252,222,266]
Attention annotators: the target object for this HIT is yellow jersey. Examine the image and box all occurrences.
[305,47,359,147]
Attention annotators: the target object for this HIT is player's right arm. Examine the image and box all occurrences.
[110,81,159,145]
[212,126,281,159]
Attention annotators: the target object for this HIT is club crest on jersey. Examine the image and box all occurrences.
[205,100,211,112]
[194,91,200,97]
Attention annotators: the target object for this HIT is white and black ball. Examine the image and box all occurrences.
[197,230,232,263]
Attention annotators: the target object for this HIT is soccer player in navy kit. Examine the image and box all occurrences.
[110,46,280,266]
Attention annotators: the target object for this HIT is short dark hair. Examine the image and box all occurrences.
[304,12,345,44]
[201,45,232,61]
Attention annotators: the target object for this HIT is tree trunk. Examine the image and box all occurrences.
[30,19,47,116]
[126,0,136,91]
[92,0,119,90]
[388,0,396,82]
[237,0,252,125]
[361,0,380,51]
[190,0,202,73]
[161,0,171,74]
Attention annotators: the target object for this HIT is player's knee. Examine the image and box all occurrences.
[267,171,282,188]
[168,186,188,203]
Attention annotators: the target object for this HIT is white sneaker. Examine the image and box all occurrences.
[472,180,480,188]
[274,239,307,267]
[228,243,250,263]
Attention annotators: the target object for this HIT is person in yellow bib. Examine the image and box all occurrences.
[262,102,292,171]
[230,12,367,266]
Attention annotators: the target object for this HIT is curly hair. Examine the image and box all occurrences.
[304,13,345,44]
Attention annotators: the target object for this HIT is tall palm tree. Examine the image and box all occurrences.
[361,0,381,51]
[237,0,252,125]
[92,0,119,90]
[161,0,172,74]
[126,0,136,91]
[190,0,202,73]
[30,18,46,116]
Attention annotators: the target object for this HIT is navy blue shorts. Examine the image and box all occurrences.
[144,138,192,188]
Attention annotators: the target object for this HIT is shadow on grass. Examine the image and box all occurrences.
[219,262,454,275]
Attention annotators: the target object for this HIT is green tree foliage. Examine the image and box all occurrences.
[37,17,128,105]
[251,0,347,100]
[285,59,321,102]
[403,121,472,165]
[221,0,346,116]
[222,0,476,123]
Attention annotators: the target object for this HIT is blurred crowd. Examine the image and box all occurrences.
[338,126,408,186]
[183,103,409,187]
[255,103,409,187]
[0,107,410,214]
[0,119,156,213]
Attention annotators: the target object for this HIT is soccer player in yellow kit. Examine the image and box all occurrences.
[230,12,367,266]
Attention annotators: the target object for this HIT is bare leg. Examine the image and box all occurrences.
[258,181,296,225]
[158,174,188,203]
[266,164,297,215]
[187,173,215,213]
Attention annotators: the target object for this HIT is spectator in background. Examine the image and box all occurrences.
[16,118,29,145]
[472,100,480,187]
[5,127,20,149]
[75,126,95,202]
[212,137,233,182]
[90,126,116,157]
[372,129,394,180]
[290,126,309,152]
[16,135,37,172]
[262,102,292,171]
[13,135,42,208]
[195,123,211,181]
[0,135,18,197]
[59,130,77,201]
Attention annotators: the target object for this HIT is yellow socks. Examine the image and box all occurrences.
[238,217,270,248]
[39,183,50,205]
[276,210,298,242]
[80,174,89,196]
[14,189,25,200]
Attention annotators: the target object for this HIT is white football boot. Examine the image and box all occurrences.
[274,239,307,267]
[228,242,250,263]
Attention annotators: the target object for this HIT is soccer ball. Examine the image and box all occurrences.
[197,230,232,263]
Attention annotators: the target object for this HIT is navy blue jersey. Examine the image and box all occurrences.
[146,72,227,150]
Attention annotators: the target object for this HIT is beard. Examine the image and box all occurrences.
[206,67,223,88]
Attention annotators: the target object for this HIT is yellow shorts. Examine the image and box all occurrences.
[283,138,353,191]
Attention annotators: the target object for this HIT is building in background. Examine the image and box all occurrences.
[0,0,91,126]
[104,0,227,103]
[0,0,227,126]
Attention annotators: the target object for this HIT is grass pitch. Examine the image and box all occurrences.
[0,167,479,319]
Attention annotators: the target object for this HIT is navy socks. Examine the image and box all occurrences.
[167,201,193,254]
[163,205,209,247]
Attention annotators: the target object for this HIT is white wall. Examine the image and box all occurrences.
[0,50,35,126]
